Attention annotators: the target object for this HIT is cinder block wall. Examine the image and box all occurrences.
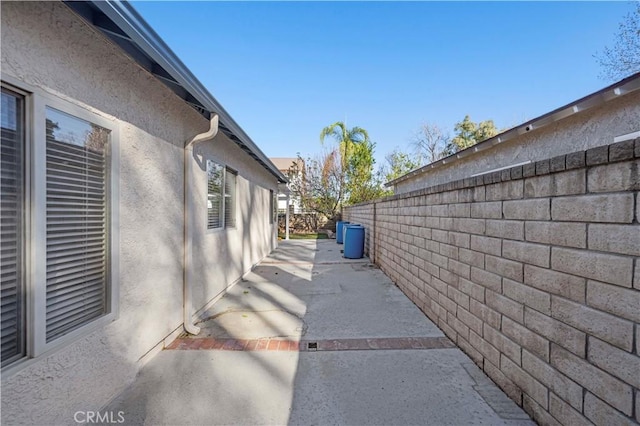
[342,204,375,260]
[344,139,640,426]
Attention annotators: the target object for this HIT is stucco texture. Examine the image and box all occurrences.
[1,2,276,424]
[396,90,640,193]
[191,135,278,312]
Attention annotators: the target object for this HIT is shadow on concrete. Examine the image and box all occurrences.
[103,240,534,425]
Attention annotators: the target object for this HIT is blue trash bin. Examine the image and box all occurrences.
[344,225,365,259]
[343,223,359,246]
[336,221,350,244]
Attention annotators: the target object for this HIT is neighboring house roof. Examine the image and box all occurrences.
[270,157,303,174]
[386,72,640,187]
[63,0,287,184]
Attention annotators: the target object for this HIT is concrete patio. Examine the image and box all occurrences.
[104,240,534,425]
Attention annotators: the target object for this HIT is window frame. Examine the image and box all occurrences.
[1,85,29,368]
[223,167,237,229]
[206,159,224,230]
[206,159,238,231]
[1,76,120,372]
[269,189,276,224]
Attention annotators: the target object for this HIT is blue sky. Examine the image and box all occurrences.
[133,1,633,167]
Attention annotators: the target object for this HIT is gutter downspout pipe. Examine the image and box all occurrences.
[183,114,219,335]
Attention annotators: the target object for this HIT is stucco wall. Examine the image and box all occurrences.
[395,91,640,193]
[190,133,278,312]
[1,2,276,424]
[345,139,640,426]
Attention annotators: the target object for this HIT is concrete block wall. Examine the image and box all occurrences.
[342,204,375,260]
[344,139,640,426]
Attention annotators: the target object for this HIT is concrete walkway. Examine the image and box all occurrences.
[105,240,534,425]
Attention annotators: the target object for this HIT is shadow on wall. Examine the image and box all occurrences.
[188,144,275,309]
[0,122,191,425]
[114,124,186,356]
[103,127,280,425]
[104,254,314,425]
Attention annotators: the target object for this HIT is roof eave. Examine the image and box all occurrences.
[386,72,640,188]
[64,0,287,184]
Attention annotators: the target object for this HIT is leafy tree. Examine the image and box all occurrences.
[45,119,59,141]
[319,121,382,206]
[448,115,498,153]
[595,2,640,81]
[384,149,422,182]
[288,150,343,219]
[286,121,387,220]
[412,123,450,164]
[346,139,386,204]
[474,119,499,143]
[85,124,109,153]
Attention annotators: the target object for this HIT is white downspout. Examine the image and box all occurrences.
[183,114,219,335]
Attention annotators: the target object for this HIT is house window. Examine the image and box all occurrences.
[273,191,278,223]
[0,80,119,371]
[207,161,237,229]
[269,190,274,224]
[1,88,26,367]
[45,107,110,342]
[207,160,223,229]
[224,168,237,228]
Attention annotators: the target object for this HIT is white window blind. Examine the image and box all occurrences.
[207,160,223,229]
[273,192,278,223]
[1,88,25,366]
[45,107,109,342]
[269,190,275,224]
[224,168,236,228]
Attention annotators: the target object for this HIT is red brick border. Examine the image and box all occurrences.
[165,336,453,352]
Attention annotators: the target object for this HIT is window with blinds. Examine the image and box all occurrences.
[1,88,25,367]
[0,83,117,368]
[45,107,109,342]
[269,190,275,224]
[224,168,237,228]
[273,191,278,224]
[207,160,223,229]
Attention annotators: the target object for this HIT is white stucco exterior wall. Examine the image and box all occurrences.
[1,2,277,424]
[394,90,640,193]
[189,133,278,314]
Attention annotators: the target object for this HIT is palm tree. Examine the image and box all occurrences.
[320,121,371,210]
